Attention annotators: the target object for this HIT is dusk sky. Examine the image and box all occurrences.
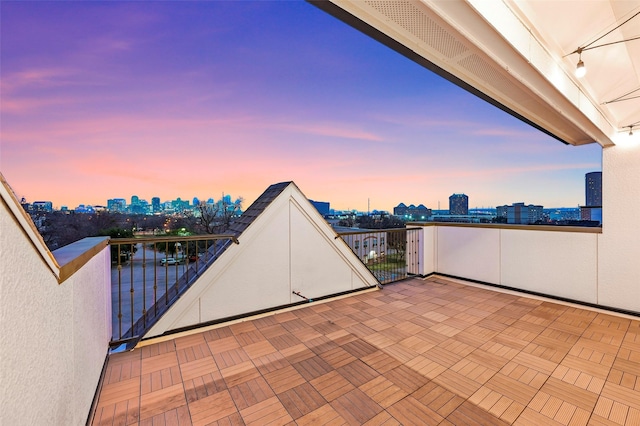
[0,1,601,212]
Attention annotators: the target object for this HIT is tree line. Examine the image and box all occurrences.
[28,198,243,251]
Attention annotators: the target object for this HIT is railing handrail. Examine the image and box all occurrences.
[110,234,239,245]
[407,221,602,234]
[336,227,422,236]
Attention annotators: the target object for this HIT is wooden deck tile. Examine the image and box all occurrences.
[405,355,448,379]
[279,343,315,364]
[362,332,395,349]
[515,407,565,426]
[174,333,207,350]
[141,366,182,394]
[337,359,379,387]
[295,403,347,426]
[202,326,233,341]
[451,358,496,385]
[601,381,640,411]
[485,372,538,406]
[386,396,443,425]
[189,390,237,426]
[239,396,293,426]
[361,411,401,425]
[361,350,402,374]
[277,382,326,420]
[242,340,277,359]
[92,277,640,426]
[433,369,483,399]
[445,400,508,425]
[501,361,548,389]
[268,333,302,351]
[104,354,141,385]
[310,370,355,402]
[252,351,290,375]
[262,365,306,393]
[213,348,250,369]
[179,356,218,382]
[319,346,357,369]
[358,375,407,408]
[139,383,186,421]
[139,404,192,426]
[229,376,275,410]
[305,336,339,355]
[141,351,179,375]
[183,370,227,403]
[207,336,240,354]
[330,388,383,425]
[259,323,287,339]
[413,381,464,417]
[94,396,139,425]
[96,376,141,407]
[384,364,429,393]
[540,377,599,412]
[141,340,176,358]
[423,345,464,368]
[292,355,334,381]
[291,327,323,343]
[229,321,257,335]
[220,360,261,388]
[177,342,212,364]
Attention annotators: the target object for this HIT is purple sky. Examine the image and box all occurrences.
[0,1,601,211]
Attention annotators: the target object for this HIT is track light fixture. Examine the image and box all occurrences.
[575,49,586,78]
[622,121,640,137]
[569,11,640,79]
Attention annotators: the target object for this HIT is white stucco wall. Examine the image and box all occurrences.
[0,200,111,425]
[598,142,640,312]
[436,226,501,284]
[422,225,436,275]
[146,184,378,338]
[419,224,603,308]
[501,229,598,303]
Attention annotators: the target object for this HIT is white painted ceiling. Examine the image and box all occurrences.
[315,0,640,146]
[510,0,640,139]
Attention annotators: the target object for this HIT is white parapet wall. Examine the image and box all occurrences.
[0,175,112,425]
[415,223,606,309]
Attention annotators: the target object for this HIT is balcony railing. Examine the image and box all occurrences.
[109,235,237,345]
[337,227,422,284]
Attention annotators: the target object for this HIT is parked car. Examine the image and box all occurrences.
[160,257,182,266]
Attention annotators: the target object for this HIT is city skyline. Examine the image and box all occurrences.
[0,1,601,212]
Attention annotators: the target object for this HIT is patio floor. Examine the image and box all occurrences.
[92,276,640,425]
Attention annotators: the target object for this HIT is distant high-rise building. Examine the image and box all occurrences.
[449,194,468,215]
[152,197,161,213]
[497,202,544,224]
[32,201,53,212]
[107,198,127,212]
[585,171,602,207]
[582,171,603,224]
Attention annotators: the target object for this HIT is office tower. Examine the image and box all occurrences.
[585,171,602,207]
[449,193,468,215]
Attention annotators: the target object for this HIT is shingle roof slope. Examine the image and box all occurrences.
[227,181,293,236]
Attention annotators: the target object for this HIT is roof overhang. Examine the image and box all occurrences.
[310,0,640,147]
